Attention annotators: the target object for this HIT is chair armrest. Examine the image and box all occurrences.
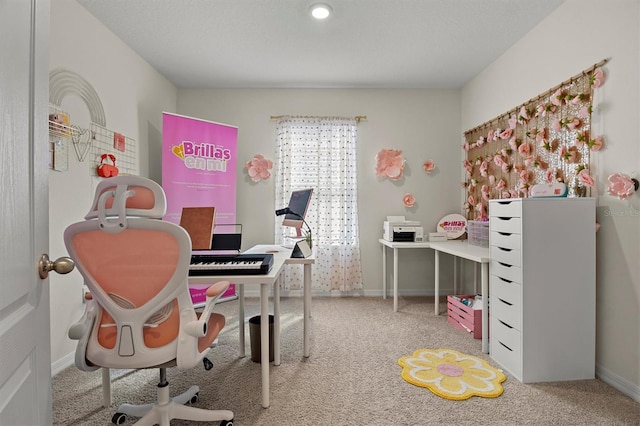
[184,319,207,337]
[68,299,97,340]
[189,280,230,335]
[205,280,231,301]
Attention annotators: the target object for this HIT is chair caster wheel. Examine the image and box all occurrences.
[112,412,127,425]
[220,419,234,426]
[203,357,213,370]
[190,392,199,404]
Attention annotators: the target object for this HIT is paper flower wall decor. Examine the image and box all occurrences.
[423,159,436,174]
[606,173,639,200]
[403,193,415,208]
[246,154,273,182]
[375,148,405,180]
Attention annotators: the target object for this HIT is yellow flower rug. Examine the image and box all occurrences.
[398,348,506,400]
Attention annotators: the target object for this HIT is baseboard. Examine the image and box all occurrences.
[596,363,640,402]
[51,351,75,377]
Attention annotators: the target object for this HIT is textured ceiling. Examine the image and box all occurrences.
[77,0,565,89]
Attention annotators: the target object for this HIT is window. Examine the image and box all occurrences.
[275,116,363,292]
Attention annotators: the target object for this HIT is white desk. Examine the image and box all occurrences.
[379,239,431,312]
[189,244,315,409]
[378,238,490,354]
[429,240,490,354]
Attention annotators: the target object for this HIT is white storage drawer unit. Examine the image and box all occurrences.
[488,198,596,383]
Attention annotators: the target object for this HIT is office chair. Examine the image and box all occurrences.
[64,176,234,426]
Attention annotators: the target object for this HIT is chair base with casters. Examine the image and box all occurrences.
[112,367,234,426]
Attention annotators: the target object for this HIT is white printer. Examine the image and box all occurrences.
[383,216,424,242]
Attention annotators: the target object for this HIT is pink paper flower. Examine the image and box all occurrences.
[463,159,473,175]
[578,106,591,119]
[479,160,489,177]
[578,170,595,187]
[376,149,405,180]
[508,116,517,129]
[566,118,582,130]
[607,173,638,200]
[589,136,604,151]
[508,137,520,151]
[545,168,555,183]
[246,154,273,182]
[518,142,533,157]
[423,160,436,173]
[591,68,605,88]
[551,88,565,106]
[403,193,415,207]
[499,128,513,140]
[495,179,506,191]
[518,106,530,124]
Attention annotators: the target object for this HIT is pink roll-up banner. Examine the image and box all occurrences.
[162,112,238,302]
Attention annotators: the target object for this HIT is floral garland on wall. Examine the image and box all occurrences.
[462,61,607,220]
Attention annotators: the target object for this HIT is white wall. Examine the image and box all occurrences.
[175,89,461,297]
[48,0,177,370]
[462,0,640,400]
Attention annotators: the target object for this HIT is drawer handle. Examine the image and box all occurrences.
[498,247,512,252]
[498,319,513,329]
[498,276,513,284]
[497,217,513,221]
[498,297,513,306]
[498,261,512,268]
[499,341,513,352]
[497,232,512,236]
[496,201,512,205]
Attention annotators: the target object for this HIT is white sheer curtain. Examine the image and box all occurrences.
[275,116,363,293]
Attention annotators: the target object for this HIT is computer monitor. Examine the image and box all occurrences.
[281,188,313,232]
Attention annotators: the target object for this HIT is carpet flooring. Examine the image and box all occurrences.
[53,296,640,425]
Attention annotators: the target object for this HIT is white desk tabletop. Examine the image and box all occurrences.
[428,240,490,263]
[244,244,316,265]
[378,238,431,249]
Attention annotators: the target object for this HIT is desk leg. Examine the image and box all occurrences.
[382,244,387,299]
[453,257,458,296]
[434,250,440,315]
[303,263,312,358]
[393,247,399,312]
[274,276,281,366]
[102,368,111,407]
[238,284,245,358]
[481,263,489,354]
[260,283,270,408]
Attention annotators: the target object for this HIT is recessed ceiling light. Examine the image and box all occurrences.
[310,3,332,20]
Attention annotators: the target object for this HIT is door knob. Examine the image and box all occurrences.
[38,253,75,279]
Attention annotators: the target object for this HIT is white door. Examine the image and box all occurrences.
[0,1,54,424]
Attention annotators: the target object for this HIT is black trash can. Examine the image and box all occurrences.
[249,315,274,363]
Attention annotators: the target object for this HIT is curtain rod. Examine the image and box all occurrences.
[464,58,609,136]
[270,115,367,123]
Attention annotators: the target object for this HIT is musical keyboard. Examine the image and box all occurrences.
[189,253,274,276]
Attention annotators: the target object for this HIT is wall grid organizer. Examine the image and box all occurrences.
[462,59,608,220]
[48,68,137,176]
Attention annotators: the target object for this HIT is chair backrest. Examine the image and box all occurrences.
[64,176,199,369]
